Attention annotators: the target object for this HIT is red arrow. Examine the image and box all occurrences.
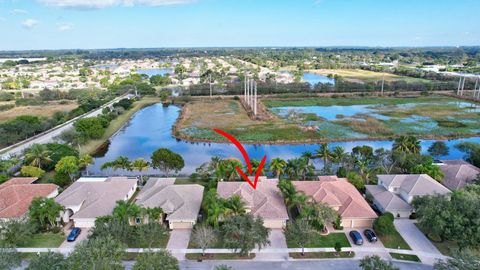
[213,129,266,190]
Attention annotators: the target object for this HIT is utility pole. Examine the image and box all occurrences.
[381,74,385,96]
[246,77,250,106]
[254,80,257,115]
[209,74,212,98]
[461,76,466,96]
[244,74,247,102]
[457,76,462,95]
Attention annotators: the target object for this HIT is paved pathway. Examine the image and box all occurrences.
[254,229,289,261]
[394,219,444,265]
[167,229,192,260]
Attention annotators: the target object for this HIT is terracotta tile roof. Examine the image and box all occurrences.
[439,160,480,190]
[0,178,58,219]
[293,176,377,219]
[217,180,289,221]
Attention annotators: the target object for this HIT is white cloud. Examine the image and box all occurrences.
[21,18,39,29]
[38,0,194,9]
[57,22,73,31]
[10,9,28,14]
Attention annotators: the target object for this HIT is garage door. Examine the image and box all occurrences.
[74,219,96,228]
[170,221,194,229]
[352,219,374,228]
[263,220,285,229]
[341,219,353,228]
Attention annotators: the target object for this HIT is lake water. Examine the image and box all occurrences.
[87,103,480,176]
[137,68,173,77]
[302,72,335,86]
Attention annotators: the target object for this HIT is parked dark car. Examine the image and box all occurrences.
[364,229,378,243]
[349,230,364,245]
[67,227,81,242]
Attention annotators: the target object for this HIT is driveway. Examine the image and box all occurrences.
[167,229,192,261]
[394,219,444,265]
[254,229,288,261]
[59,228,90,248]
[344,228,390,260]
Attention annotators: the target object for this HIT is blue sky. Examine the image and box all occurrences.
[0,0,479,50]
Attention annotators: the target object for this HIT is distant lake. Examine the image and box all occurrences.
[87,103,480,176]
[137,68,173,77]
[303,72,335,86]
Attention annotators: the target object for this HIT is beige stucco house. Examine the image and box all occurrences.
[56,177,138,228]
[135,178,204,229]
[217,178,289,229]
[293,176,377,228]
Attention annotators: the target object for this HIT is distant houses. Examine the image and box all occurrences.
[134,178,204,229]
[366,174,451,218]
[0,177,58,222]
[55,177,137,228]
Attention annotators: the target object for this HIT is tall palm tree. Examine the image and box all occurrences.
[25,144,52,169]
[131,158,150,184]
[251,158,266,176]
[298,157,314,180]
[315,143,334,168]
[78,154,94,176]
[113,156,132,172]
[393,135,421,154]
[301,151,314,166]
[332,146,347,167]
[269,158,286,179]
[285,158,301,180]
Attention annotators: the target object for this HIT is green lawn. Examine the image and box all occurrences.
[287,232,351,248]
[127,231,170,248]
[185,253,255,260]
[378,229,411,250]
[289,251,355,259]
[389,252,421,262]
[17,232,65,248]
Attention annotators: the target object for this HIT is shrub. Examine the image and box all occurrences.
[20,166,45,178]
[333,216,343,230]
[53,172,70,187]
[0,104,14,111]
[347,172,365,191]
[373,213,395,235]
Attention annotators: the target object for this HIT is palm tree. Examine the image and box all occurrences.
[113,156,132,171]
[277,180,298,210]
[78,154,94,176]
[223,195,246,217]
[269,158,286,178]
[298,157,314,180]
[301,151,314,165]
[285,158,300,180]
[25,144,52,169]
[315,143,334,168]
[251,159,266,176]
[131,158,150,184]
[393,135,421,154]
[332,146,347,167]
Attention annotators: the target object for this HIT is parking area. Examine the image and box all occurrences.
[59,227,90,248]
[344,228,385,248]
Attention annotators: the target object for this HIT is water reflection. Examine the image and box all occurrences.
[88,104,480,176]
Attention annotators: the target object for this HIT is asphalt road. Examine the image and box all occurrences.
[0,94,128,158]
[123,259,434,270]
